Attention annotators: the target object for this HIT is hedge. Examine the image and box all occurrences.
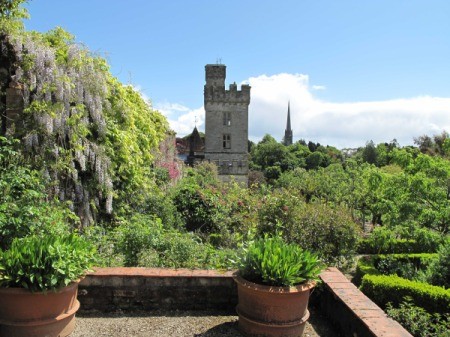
[360,274,450,314]
[353,256,380,286]
[375,253,437,269]
[354,254,437,285]
[357,238,437,254]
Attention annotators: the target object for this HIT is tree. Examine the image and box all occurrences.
[412,132,449,156]
[305,151,327,170]
[362,140,378,164]
[250,138,296,177]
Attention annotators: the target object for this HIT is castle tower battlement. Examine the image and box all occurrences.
[204,64,250,185]
[204,64,250,104]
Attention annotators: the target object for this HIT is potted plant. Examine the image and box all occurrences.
[233,235,324,337]
[0,233,96,337]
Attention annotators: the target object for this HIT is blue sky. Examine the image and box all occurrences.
[24,0,450,148]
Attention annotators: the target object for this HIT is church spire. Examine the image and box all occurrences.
[284,101,293,145]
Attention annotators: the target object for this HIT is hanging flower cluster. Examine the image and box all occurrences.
[5,27,168,226]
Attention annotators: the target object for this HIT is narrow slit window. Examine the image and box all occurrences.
[223,112,231,126]
[223,134,231,149]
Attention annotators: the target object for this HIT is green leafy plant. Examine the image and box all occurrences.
[425,240,450,288]
[0,234,96,292]
[237,235,324,287]
[373,254,436,282]
[386,297,449,337]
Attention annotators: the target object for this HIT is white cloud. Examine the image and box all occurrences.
[156,73,450,148]
[154,102,205,136]
[154,102,190,117]
[245,74,450,148]
[312,85,326,91]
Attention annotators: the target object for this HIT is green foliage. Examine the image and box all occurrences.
[255,187,361,265]
[358,238,421,254]
[305,151,329,170]
[148,231,207,269]
[360,274,450,314]
[172,179,226,233]
[425,240,450,288]
[386,298,450,337]
[353,256,380,286]
[355,253,446,286]
[414,131,449,157]
[358,225,444,254]
[361,140,378,164]
[3,26,168,226]
[97,213,234,269]
[0,0,28,32]
[0,234,96,292]
[0,136,76,250]
[257,188,303,234]
[237,235,324,287]
[0,0,28,17]
[387,151,450,233]
[373,254,436,282]
[112,215,161,266]
[283,202,361,265]
[172,165,257,248]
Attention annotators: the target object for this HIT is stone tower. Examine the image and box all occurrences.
[283,101,293,146]
[204,64,251,184]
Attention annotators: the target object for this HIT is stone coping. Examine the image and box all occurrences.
[88,267,234,277]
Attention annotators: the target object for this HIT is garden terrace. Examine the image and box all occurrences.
[75,267,412,337]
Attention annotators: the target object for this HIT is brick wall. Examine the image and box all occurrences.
[317,267,412,337]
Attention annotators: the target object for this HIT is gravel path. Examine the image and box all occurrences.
[72,307,339,337]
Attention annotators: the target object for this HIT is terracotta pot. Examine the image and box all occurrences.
[0,281,80,337]
[233,273,316,337]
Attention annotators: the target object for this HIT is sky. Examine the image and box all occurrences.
[24,0,450,149]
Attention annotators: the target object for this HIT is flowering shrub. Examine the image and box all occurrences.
[2,27,168,226]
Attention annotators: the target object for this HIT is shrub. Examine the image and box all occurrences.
[425,241,450,288]
[0,137,75,250]
[357,238,419,254]
[360,274,450,314]
[236,235,324,287]
[112,215,164,266]
[284,202,361,265]
[172,182,227,233]
[353,256,380,286]
[386,298,449,337]
[157,232,208,269]
[257,188,303,235]
[358,225,444,254]
[374,254,436,282]
[0,234,96,291]
[256,188,361,265]
[105,213,237,269]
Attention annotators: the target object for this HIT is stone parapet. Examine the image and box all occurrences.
[78,267,412,337]
[78,268,237,312]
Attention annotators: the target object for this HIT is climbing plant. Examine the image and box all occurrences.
[2,26,168,226]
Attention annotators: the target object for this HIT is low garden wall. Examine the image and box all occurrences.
[78,268,237,311]
[78,267,412,337]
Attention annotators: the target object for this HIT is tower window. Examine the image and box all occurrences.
[223,134,231,149]
[223,112,231,126]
